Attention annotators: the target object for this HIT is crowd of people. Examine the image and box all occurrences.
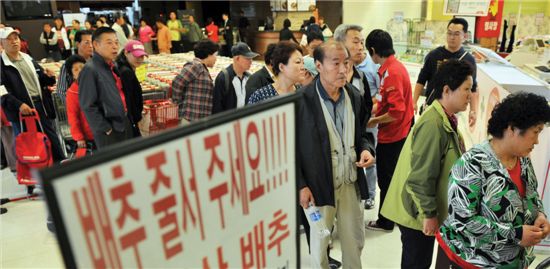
[22,11,249,62]
[1,10,550,269]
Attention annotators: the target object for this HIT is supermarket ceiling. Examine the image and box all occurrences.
[79,0,133,8]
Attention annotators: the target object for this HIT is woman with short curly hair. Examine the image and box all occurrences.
[437,92,550,268]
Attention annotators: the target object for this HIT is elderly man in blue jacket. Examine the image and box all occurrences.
[297,40,375,269]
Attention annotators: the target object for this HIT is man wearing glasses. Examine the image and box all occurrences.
[57,30,93,104]
[413,18,478,127]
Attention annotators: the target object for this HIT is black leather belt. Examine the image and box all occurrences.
[30,95,41,102]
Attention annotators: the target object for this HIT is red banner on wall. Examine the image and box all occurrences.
[475,0,505,38]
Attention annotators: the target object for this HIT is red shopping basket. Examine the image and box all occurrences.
[139,100,179,136]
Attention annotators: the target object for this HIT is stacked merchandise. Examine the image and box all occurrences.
[41,53,265,137]
[40,52,265,95]
[143,52,264,97]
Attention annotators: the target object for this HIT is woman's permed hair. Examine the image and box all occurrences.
[194,39,220,59]
[488,92,550,138]
[431,59,473,102]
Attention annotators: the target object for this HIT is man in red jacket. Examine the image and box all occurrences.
[365,29,414,232]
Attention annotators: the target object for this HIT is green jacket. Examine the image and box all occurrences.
[381,100,464,230]
[188,22,203,42]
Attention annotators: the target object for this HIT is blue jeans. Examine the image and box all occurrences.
[365,128,378,200]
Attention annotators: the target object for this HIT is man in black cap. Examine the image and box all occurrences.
[212,42,258,114]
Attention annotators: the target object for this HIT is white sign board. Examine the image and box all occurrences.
[443,0,491,16]
[62,13,87,27]
[41,99,298,268]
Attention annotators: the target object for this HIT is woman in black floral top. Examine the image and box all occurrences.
[247,41,305,105]
[437,93,550,269]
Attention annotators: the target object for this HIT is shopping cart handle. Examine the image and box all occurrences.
[536,257,550,269]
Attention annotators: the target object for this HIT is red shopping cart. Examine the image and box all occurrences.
[139,100,179,136]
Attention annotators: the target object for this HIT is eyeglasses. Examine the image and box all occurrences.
[447,31,464,38]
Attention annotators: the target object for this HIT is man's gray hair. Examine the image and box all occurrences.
[333,24,363,42]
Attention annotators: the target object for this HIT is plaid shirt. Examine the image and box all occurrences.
[172,58,214,121]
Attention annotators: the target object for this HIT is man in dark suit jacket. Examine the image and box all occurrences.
[297,40,375,269]
[79,27,133,149]
[221,13,233,57]
[245,43,276,103]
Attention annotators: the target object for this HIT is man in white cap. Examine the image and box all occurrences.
[0,27,65,162]
[212,42,258,114]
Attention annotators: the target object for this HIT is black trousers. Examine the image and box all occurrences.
[434,245,462,269]
[239,29,248,44]
[93,117,133,149]
[221,43,233,57]
[11,99,65,163]
[170,40,182,53]
[375,138,406,229]
[398,225,435,269]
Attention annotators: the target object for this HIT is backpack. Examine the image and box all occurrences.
[222,68,231,96]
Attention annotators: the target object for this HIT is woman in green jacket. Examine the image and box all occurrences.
[380,59,473,269]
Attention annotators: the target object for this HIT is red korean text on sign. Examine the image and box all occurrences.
[240,220,266,269]
[246,121,265,203]
[176,139,206,240]
[73,171,122,269]
[146,151,183,259]
[202,246,229,269]
[267,209,290,256]
[109,164,147,268]
[226,122,251,216]
[204,133,231,229]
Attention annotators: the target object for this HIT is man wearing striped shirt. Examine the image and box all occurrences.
[56,30,93,103]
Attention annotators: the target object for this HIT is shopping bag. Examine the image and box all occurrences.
[15,110,53,185]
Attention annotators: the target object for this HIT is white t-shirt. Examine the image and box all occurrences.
[232,75,249,108]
